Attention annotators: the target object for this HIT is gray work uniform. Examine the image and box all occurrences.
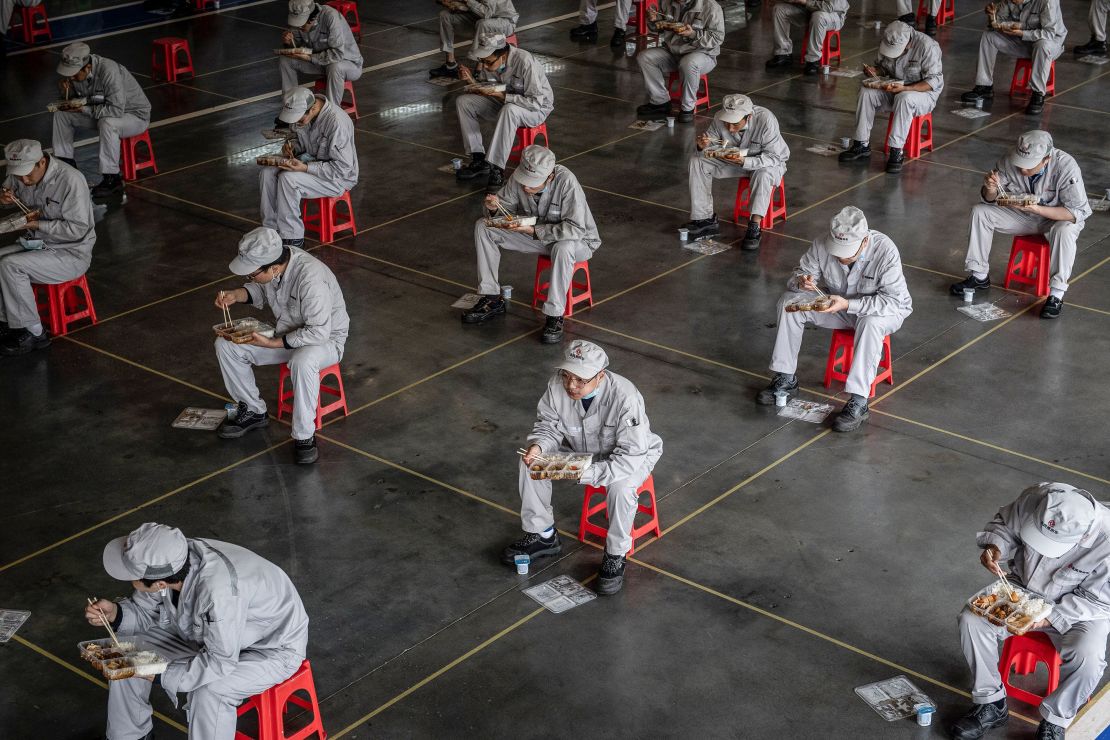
[439,0,519,54]
[52,55,152,175]
[280,4,364,107]
[0,157,95,330]
[958,483,1110,728]
[259,97,358,241]
[579,0,634,30]
[1089,0,1110,41]
[975,0,1067,94]
[771,230,912,397]
[638,0,725,111]
[215,247,349,441]
[0,0,42,32]
[963,149,1089,297]
[773,0,849,62]
[106,538,309,740]
[522,371,663,556]
[853,30,944,148]
[456,45,554,169]
[897,0,941,16]
[475,164,600,317]
[688,106,790,221]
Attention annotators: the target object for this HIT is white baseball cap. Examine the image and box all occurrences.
[230,227,284,274]
[512,145,556,188]
[470,33,508,60]
[879,21,913,58]
[103,523,189,581]
[4,139,43,177]
[278,87,316,123]
[1019,483,1098,558]
[823,206,869,258]
[57,42,92,77]
[716,94,754,124]
[1010,130,1053,169]
[555,340,609,380]
[287,0,316,27]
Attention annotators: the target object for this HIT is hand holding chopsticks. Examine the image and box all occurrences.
[86,597,122,648]
[517,447,549,465]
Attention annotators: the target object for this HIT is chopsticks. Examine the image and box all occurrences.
[792,267,828,299]
[220,301,232,329]
[87,597,122,649]
[517,448,551,464]
[8,192,32,216]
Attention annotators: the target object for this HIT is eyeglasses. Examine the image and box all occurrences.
[560,370,599,388]
[246,267,268,282]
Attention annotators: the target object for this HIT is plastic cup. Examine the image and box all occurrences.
[501,285,512,300]
[625,41,636,57]
[677,228,689,242]
[666,116,676,128]
[963,288,974,303]
[774,390,788,407]
[839,137,851,149]
[821,64,830,75]
[514,554,530,575]
[451,157,463,170]
[915,704,935,727]
[224,402,238,420]
[975,98,984,109]
[874,20,882,29]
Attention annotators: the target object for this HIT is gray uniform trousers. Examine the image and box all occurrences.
[687,154,786,221]
[214,338,340,440]
[456,94,546,169]
[579,0,635,28]
[896,0,941,15]
[1091,0,1110,41]
[258,168,345,241]
[51,109,148,174]
[964,205,1079,295]
[438,11,515,52]
[637,48,717,111]
[0,245,89,329]
[770,292,903,397]
[278,58,362,108]
[957,608,1109,727]
[106,626,302,740]
[853,89,936,148]
[474,219,592,317]
[975,31,1064,93]
[0,0,41,31]
[773,5,843,61]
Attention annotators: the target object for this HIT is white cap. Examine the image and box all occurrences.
[822,206,869,258]
[512,145,556,188]
[287,0,315,27]
[1019,483,1098,559]
[555,340,609,380]
[229,227,284,274]
[102,523,189,581]
[278,87,316,123]
[879,21,913,58]
[1010,130,1053,169]
[470,33,507,60]
[57,42,91,77]
[4,139,43,177]
[715,94,754,124]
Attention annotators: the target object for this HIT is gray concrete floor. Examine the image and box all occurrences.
[1,0,1108,737]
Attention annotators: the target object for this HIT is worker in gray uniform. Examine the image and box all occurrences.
[950,483,1110,740]
[950,130,1089,320]
[757,206,912,432]
[454,33,554,193]
[85,522,309,740]
[961,0,1067,115]
[52,42,151,201]
[213,227,349,465]
[569,0,634,47]
[838,20,943,174]
[260,87,358,249]
[0,0,42,57]
[504,340,663,595]
[1073,0,1109,55]
[765,0,849,75]
[462,145,600,345]
[279,0,363,109]
[682,93,790,251]
[429,0,519,78]
[896,0,943,35]
[0,139,95,356]
[636,0,725,122]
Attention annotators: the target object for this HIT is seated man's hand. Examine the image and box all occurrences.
[723,152,745,165]
[983,169,1001,192]
[507,223,535,237]
[883,82,905,93]
[278,158,308,173]
[459,66,475,83]
[798,274,818,292]
[677,24,697,37]
[1003,25,1023,36]
[484,194,501,211]
[522,444,542,465]
[248,333,284,348]
[215,290,239,309]
[85,598,118,626]
[695,132,711,150]
[1029,618,1051,630]
[1015,203,1042,216]
[58,78,72,96]
[985,2,996,15]
[980,544,1002,575]
[817,295,849,313]
[24,220,39,231]
[862,64,878,78]
[483,90,507,102]
[281,141,295,158]
[281,30,294,46]
[0,188,14,205]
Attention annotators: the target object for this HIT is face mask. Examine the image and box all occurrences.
[497,63,507,74]
[581,382,601,400]
[18,237,45,251]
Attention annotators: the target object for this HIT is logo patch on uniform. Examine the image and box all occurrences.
[627,418,638,427]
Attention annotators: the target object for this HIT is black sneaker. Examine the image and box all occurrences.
[502,531,562,565]
[961,85,994,103]
[756,372,799,405]
[885,147,905,174]
[282,238,304,249]
[924,15,937,36]
[90,173,125,201]
[1035,719,1065,740]
[1025,91,1045,115]
[682,215,720,239]
[948,699,1008,740]
[832,395,869,432]
[678,108,695,123]
[461,295,506,324]
[455,156,490,181]
[764,54,792,69]
[0,328,50,356]
[803,61,819,75]
[569,21,598,41]
[610,28,626,49]
[740,219,762,251]
[1040,295,1063,319]
[540,315,564,344]
[897,12,916,26]
[597,551,626,595]
[485,165,504,194]
[838,140,871,162]
[429,62,459,79]
[294,436,318,464]
[1074,37,1108,56]
[217,402,269,438]
[636,100,671,118]
[950,274,990,296]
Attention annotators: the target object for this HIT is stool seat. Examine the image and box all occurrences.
[666,71,710,113]
[579,474,661,555]
[120,131,158,181]
[884,112,933,159]
[1000,632,1062,708]
[1010,59,1055,96]
[301,191,356,243]
[235,659,326,740]
[151,37,194,83]
[311,79,359,119]
[11,4,51,44]
[800,27,841,65]
[33,275,98,336]
[508,122,549,165]
[918,0,955,24]
[1003,234,1051,297]
[823,328,893,398]
[733,177,787,230]
[326,0,361,38]
[532,255,593,317]
[277,362,348,430]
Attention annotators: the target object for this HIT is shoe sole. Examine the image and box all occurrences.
[0,337,51,355]
[838,154,872,163]
[217,419,269,439]
[1040,310,1061,320]
[295,450,319,464]
[501,543,562,566]
[597,575,624,595]
[540,332,563,344]
[833,409,870,433]
[740,240,761,252]
[455,171,490,182]
[948,714,1009,740]
[950,285,989,296]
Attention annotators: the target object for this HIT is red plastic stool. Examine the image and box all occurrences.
[532,255,593,317]
[301,191,356,243]
[823,329,893,398]
[1010,59,1055,96]
[884,112,934,159]
[120,131,158,181]
[579,474,661,555]
[1003,234,1051,297]
[634,0,660,35]
[918,0,955,25]
[733,177,787,229]
[326,0,361,37]
[151,37,194,82]
[508,121,549,165]
[799,27,841,65]
[277,362,348,430]
[11,4,51,44]
[666,71,710,113]
[505,33,519,46]
[235,659,327,740]
[32,275,98,336]
[999,632,1062,708]
[311,79,359,119]
[194,0,218,9]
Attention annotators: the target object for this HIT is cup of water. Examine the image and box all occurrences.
[625,41,636,57]
[839,137,851,149]
[678,228,689,242]
[821,64,830,75]
[915,704,935,727]
[963,288,974,303]
[514,554,530,575]
[774,390,788,407]
[501,285,512,300]
[975,98,984,109]
[224,402,238,420]
[451,158,463,170]
[666,116,676,128]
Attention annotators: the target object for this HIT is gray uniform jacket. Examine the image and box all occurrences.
[292,97,359,189]
[476,46,554,116]
[293,4,363,67]
[704,105,791,171]
[792,230,913,319]
[466,0,519,23]
[527,371,663,488]
[4,157,95,260]
[987,149,1091,226]
[243,246,350,356]
[496,164,601,250]
[978,483,1110,633]
[876,29,945,95]
[71,55,151,122]
[992,0,1067,43]
[116,538,309,697]
[805,0,849,15]
[651,0,725,57]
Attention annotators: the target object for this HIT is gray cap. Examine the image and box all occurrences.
[103,523,189,581]
[512,145,556,188]
[470,32,507,60]
[716,94,754,124]
[555,340,609,380]
[5,139,43,177]
[287,0,315,27]
[1010,129,1053,169]
[230,227,284,275]
[278,87,316,123]
[823,206,869,258]
[1019,483,1098,558]
[879,21,913,58]
[58,42,92,77]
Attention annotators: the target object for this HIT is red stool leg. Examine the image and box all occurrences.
[532,256,547,309]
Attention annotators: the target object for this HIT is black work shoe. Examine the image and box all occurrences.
[569,21,598,41]
[832,395,870,432]
[1035,719,1065,740]
[1025,91,1045,115]
[455,156,490,181]
[897,12,916,26]
[765,54,792,69]
[838,140,871,163]
[1040,295,1063,319]
[610,28,626,49]
[597,552,626,595]
[540,315,564,344]
[682,215,720,239]
[803,61,819,75]
[961,85,994,103]
[429,62,459,79]
[1074,37,1108,56]
[885,147,905,174]
[502,531,562,565]
[0,328,50,356]
[485,165,504,194]
[281,238,304,249]
[924,15,938,36]
[461,295,506,324]
[90,173,125,201]
[948,699,1009,740]
[756,372,799,406]
[636,100,671,118]
[294,436,318,464]
[677,108,695,123]
[217,402,269,439]
[740,219,762,251]
[950,274,990,296]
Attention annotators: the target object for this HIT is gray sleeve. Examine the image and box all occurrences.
[806,0,849,13]
[116,591,162,635]
[789,242,824,291]
[1023,0,1064,41]
[283,276,333,348]
[691,5,725,50]
[495,181,523,213]
[243,282,267,309]
[1051,566,1110,632]
[579,394,654,488]
[306,123,357,183]
[846,249,912,317]
[920,45,944,91]
[1056,162,1092,225]
[503,57,551,113]
[91,64,127,120]
[533,178,593,244]
[159,591,248,694]
[310,13,354,65]
[32,176,94,245]
[526,385,566,454]
[743,114,787,171]
[466,0,495,18]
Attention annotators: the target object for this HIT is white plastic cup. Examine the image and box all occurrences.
[514,554,530,575]
[774,390,788,407]
[501,285,512,300]
[975,98,984,109]
[915,705,935,727]
[451,157,463,170]
[839,137,851,149]
[821,64,830,75]
[963,288,974,303]
[874,20,882,29]
[224,402,238,420]
[677,228,689,242]
[625,41,636,57]
[666,116,676,128]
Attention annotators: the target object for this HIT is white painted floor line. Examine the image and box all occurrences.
[49,0,145,22]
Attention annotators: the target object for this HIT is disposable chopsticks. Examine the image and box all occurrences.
[87,597,122,649]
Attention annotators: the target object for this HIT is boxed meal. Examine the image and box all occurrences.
[47,97,88,113]
[255,156,301,168]
[703,146,748,161]
[484,214,538,229]
[996,192,1039,207]
[861,77,904,89]
[967,582,1053,635]
[784,294,833,313]
[464,82,508,93]
[273,47,313,56]
[0,211,40,235]
[79,638,169,679]
[527,453,593,481]
[992,21,1021,31]
[213,317,277,344]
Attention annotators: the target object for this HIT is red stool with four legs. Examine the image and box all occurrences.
[918,0,955,26]
[999,632,1062,708]
[666,71,710,113]
[235,659,327,739]
[884,112,934,159]
[311,79,359,119]
[32,276,98,336]
[532,255,593,317]
[151,37,194,82]
[301,192,357,243]
[276,363,349,431]
[1010,59,1056,96]
[799,27,841,66]
[326,0,361,37]
[508,122,549,164]
[11,4,51,44]
[733,177,788,229]
[824,329,893,398]
[1003,235,1051,297]
[579,474,661,555]
[120,131,158,181]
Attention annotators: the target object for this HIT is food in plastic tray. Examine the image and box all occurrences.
[528,453,593,481]
[273,47,313,56]
[47,97,88,113]
[439,0,468,10]
[256,156,301,168]
[861,76,904,89]
[1007,598,1053,634]
[703,146,748,161]
[0,211,41,235]
[967,583,1054,634]
[79,638,168,679]
[992,21,1021,31]
[996,192,1039,207]
[784,294,833,313]
[261,129,296,140]
[484,214,538,229]
[213,317,276,344]
[464,82,508,93]
[655,20,688,32]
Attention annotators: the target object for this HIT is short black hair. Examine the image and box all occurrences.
[262,247,291,271]
[141,558,190,587]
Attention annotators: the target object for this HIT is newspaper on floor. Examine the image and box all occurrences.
[1090,192,1110,212]
[683,238,732,255]
[830,69,863,78]
[451,293,482,310]
[427,76,458,87]
[952,108,992,119]
[855,675,935,721]
[437,163,462,175]
[0,610,31,642]
[1078,55,1109,65]
[629,119,666,131]
[807,143,844,157]
[778,398,835,423]
[958,303,1012,322]
[523,575,597,614]
[172,408,227,430]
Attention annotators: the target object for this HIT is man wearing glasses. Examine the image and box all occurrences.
[504,340,663,595]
